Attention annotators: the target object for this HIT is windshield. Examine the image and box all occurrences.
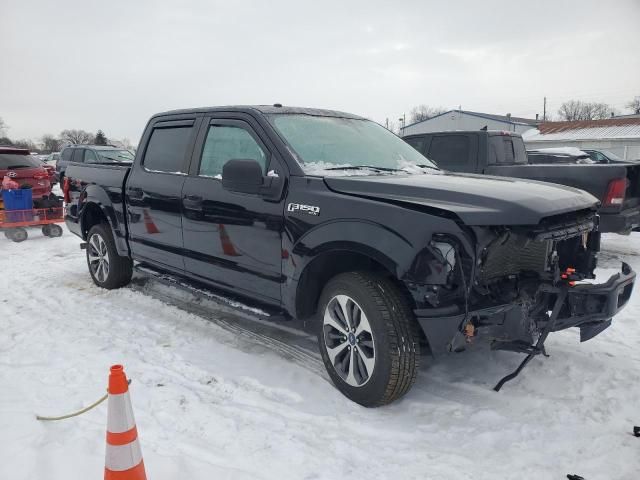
[0,153,42,169]
[600,150,624,162]
[97,149,134,163]
[268,114,438,175]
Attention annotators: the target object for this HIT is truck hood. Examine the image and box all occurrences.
[324,172,599,225]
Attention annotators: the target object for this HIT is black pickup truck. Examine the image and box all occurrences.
[403,130,640,234]
[64,106,635,406]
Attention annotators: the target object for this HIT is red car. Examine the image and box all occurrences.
[0,147,52,200]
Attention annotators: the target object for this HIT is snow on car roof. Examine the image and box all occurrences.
[528,147,589,157]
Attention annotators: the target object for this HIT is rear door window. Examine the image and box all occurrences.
[83,149,99,163]
[143,126,192,173]
[71,149,84,163]
[427,135,471,172]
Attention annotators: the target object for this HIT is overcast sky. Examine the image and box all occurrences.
[1,0,639,144]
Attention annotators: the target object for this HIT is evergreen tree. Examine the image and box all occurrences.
[94,130,108,145]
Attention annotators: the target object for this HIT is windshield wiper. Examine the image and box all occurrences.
[325,165,403,172]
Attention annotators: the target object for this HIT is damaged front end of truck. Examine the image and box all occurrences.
[405,209,635,389]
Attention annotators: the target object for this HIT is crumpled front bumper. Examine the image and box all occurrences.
[551,262,635,341]
[414,262,636,355]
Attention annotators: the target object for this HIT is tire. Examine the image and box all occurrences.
[317,271,420,407]
[8,228,28,243]
[42,225,51,237]
[48,224,63,237]
[86,223,133,289]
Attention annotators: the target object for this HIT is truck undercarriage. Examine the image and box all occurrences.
[407,211,635,389]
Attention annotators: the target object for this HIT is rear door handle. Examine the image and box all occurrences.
[183,194,204,210]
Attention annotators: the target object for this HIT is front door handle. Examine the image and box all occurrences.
[128,188,144,200]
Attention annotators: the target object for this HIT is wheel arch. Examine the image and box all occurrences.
[292,245,416,321]
[79,186,129,256]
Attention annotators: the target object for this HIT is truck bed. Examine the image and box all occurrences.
[486,163,635,208]
[64,163,131,254]
[485,162,640,231]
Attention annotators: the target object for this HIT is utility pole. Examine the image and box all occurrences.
[543,97,547,122]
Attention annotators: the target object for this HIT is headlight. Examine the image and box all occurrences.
[431,241,456,275]
[405,239,457,285]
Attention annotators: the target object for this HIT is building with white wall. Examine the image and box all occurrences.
[523,118,640,160]
[401,109,538,136]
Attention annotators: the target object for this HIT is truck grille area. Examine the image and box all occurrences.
[479,237,550,282]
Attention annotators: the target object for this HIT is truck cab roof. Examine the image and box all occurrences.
[150,104,364,121]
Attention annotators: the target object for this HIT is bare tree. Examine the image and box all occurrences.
[0,117,8,136]
[557,100,616,121]
[409,105,447,124]
[41,134,62,153]
[60,129,94,145]
[626,96,640,114]
[12,139,37,151]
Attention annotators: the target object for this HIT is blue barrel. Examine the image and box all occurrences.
[2,189,33,222]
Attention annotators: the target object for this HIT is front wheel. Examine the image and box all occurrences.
[47,224,63,237]
[86,224,132,289]
[317,272,421,407]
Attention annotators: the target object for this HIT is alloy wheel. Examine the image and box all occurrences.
[322,294,376,387]
[88,233,110,283]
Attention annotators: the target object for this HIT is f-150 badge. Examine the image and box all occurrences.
[287,203,320,216]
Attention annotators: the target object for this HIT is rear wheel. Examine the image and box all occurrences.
[86,224,132,289]
[42,225,51,236]
[7,228,28,243]
[317,272,420,407]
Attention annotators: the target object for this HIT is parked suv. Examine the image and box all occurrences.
[56,145,134,186]
[0,146,52,200]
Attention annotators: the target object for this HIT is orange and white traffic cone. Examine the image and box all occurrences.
[104,365,147,480]
[218,223,240,256]
[143,209,160,234]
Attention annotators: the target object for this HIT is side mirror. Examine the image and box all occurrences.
[222,159,278,195]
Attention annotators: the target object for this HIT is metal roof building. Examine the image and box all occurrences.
[401,109,538,136]
[523,118,640,160]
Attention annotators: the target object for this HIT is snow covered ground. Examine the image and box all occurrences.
[1,227,640,480]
